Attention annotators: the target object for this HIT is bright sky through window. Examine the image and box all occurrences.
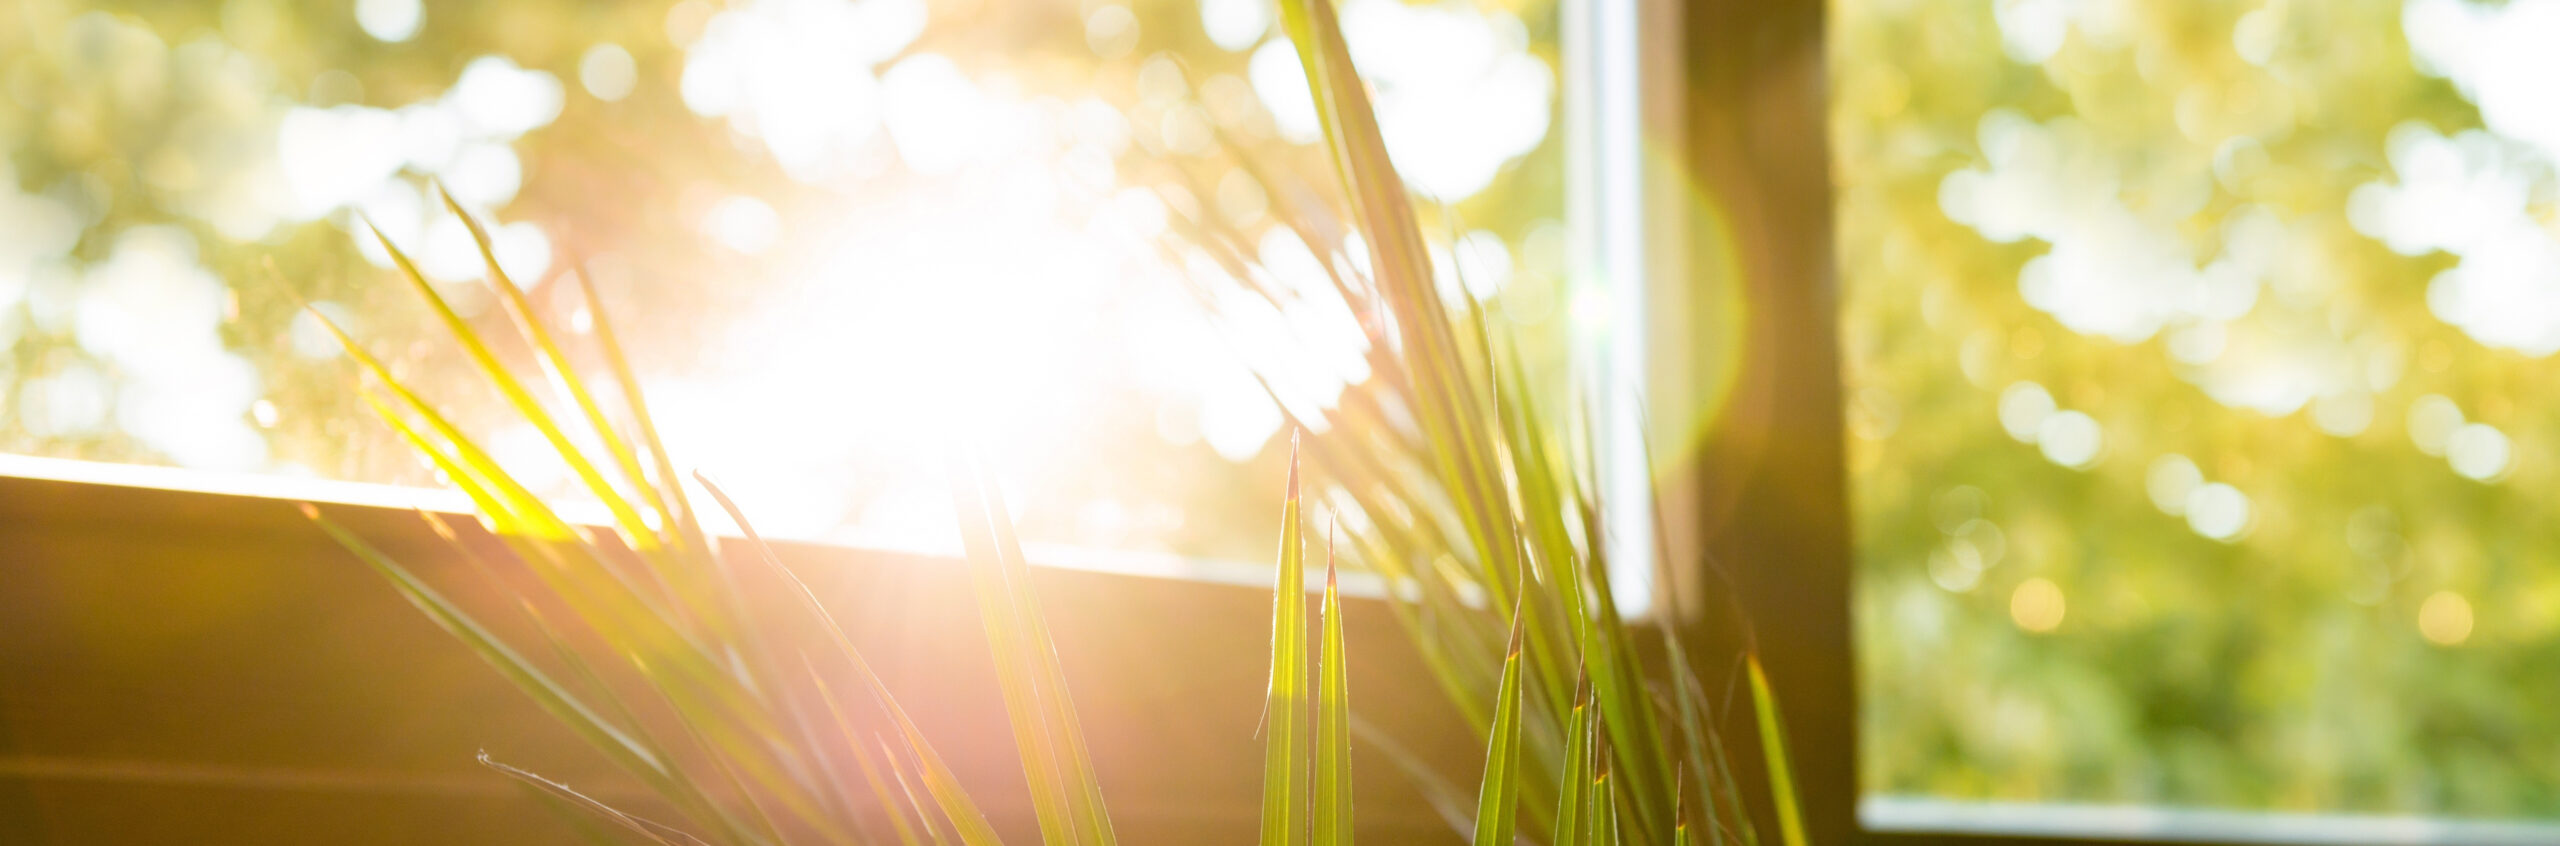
[0,0,1568,565]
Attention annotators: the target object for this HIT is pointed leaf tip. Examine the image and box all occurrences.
[1286,430,1302,498]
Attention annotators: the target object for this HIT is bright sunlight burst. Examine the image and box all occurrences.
[0,0,1567,563]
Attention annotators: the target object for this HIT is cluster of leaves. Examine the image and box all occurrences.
[306,0,1805,843]
[1177,1,1804,845]
[305,180,1116,846]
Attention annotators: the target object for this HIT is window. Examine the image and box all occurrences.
[1838,0,2560,840]
[0,0,1572,568]
[0,2,1683,842]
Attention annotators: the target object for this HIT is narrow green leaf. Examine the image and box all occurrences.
[572,266,716,562]
[1673,766,1692,846]
[895,713,1008,846]
[417,511,771,846]
[303,506,666,781]
[336,264,801,795]
[968,458,1117,846]
[1589,742,1617,846]
[1337,505,1487,735]
[436,186,670,550]
[1662,627,1724,846]
[357,388,711,706]
[692,474,1004,846]
[1551,670,1591,846]
[1574,503,1673,842]
[360,218,656,549]
[339,338,744,736]
[948,457,1092,846]
[1470,596,1527,846]
[811,663,928,846]
[1259,434,1308,846]
[433,190,745,649]
[513,778,642,846]
[878,735,960,846]
[1705,703,1761,846]
[302,303,573,542]
[1643,431,1733,846]
[1313,526,1353,846]
[1278,0,1522,629]
[479,752,708,846]
[1748,656,1807,846]
[351,387,793,808]
[614,648,805,846]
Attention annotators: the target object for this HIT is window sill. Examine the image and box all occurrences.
[0,465,1469,843]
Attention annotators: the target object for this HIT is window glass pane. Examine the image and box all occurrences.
[0,0,1565,561]
[1840,0,2560,834]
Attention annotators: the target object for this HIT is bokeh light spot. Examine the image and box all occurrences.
[2419,590,2475,646]
[2010,577,2065,633]
[581,44,638,102]
[354,0,421,42]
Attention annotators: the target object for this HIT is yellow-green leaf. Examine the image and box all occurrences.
[1470,597,1527,846]
[1259,435,1308,846]
[1552,669,1592,846]
[1749,655,1807,846]
[1313,529,1353,846]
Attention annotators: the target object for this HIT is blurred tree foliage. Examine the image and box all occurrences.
[1838,0,2560,820]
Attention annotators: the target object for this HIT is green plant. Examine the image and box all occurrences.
[297,0,1803,842]
[302,181,1116,845]
[1182,0,1806,843]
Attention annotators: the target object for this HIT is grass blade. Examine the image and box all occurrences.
[572,265,716,562]
[895,716,1007,846]
[1747,656,1805,846]
[948,454,1115,846]
[1589,740,1616,846]
[1470,595,1527,846]
[348,387,802,821]
[359,218,656,550]
[967,459,1118,846]
[1259,434,1309,846]
[435,187,671,546]
[1673,766,1692,846]
[418,511,773,846]
[479,752,709,846]
[431,192,752,648]
[516,779,645,846]
[302,506,668,784]
[692,474,1005,846]
[812,664,928,846]
[1551,670,1591,846]
[1313,526,1353,846]
[878,735,959,846]
[299,301,573,542]
[1282,0,1522,606]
